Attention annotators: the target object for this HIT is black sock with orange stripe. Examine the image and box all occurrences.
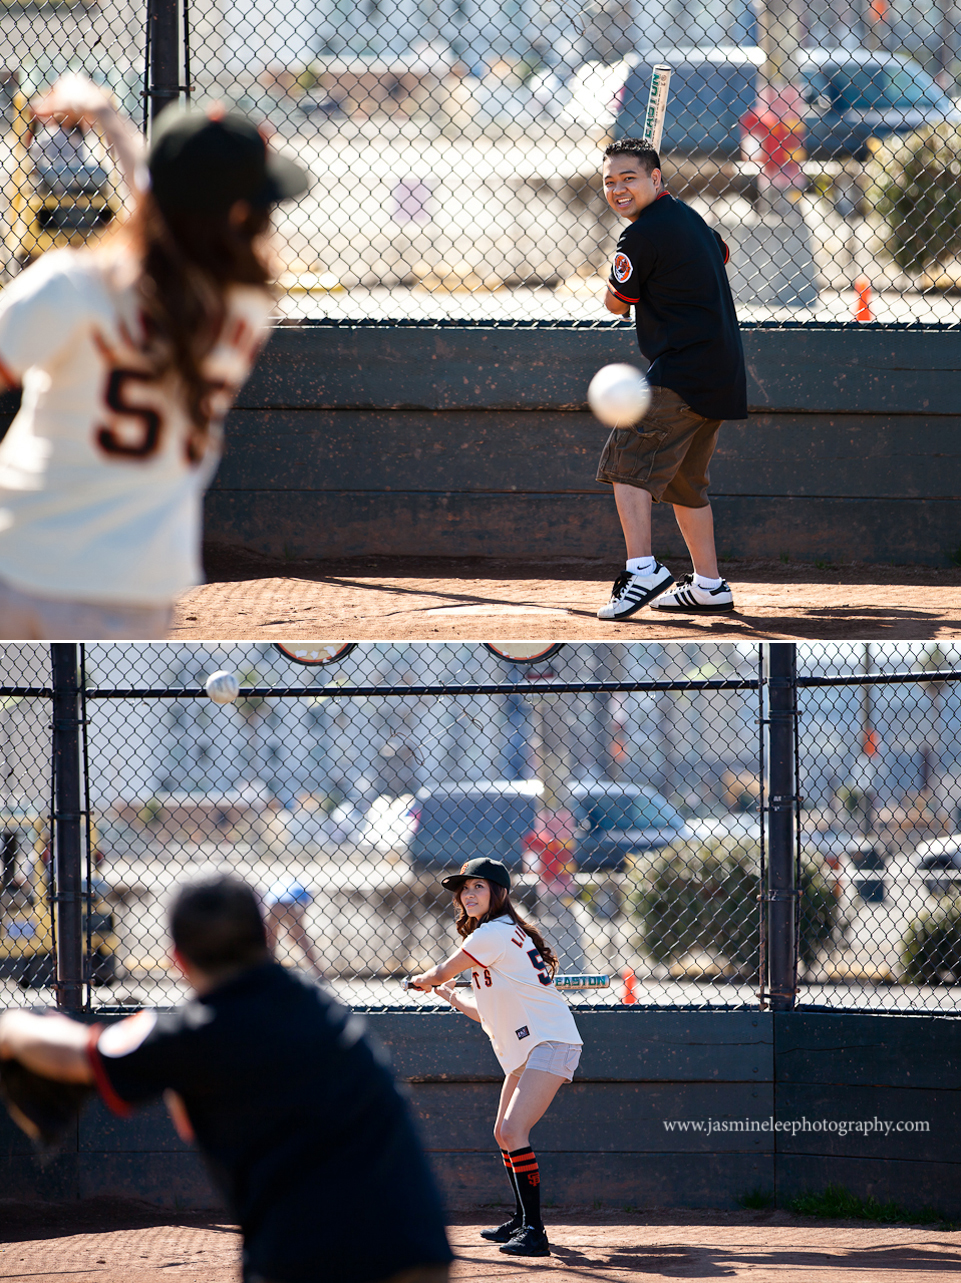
[509,1146,543,1230]
[501,1149,523,1224]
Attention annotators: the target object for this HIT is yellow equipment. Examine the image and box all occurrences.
[1,85,121,278]
[0,814,118,988]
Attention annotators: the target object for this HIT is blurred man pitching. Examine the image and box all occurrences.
[0,876,452,1283]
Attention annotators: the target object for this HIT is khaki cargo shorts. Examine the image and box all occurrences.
[595,385,722,508]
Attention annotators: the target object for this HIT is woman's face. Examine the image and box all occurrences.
[459,877,492,919]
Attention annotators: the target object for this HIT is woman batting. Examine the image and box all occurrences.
[411,857,582,1259]
[0,75,308,639]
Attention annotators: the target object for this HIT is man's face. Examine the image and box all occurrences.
[603,154,662,221]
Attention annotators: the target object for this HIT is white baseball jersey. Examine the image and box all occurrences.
[461,915,582,1075]
[0,247,273,605]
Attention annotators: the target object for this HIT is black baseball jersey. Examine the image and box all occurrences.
[89,963,452,1283]
[608,192,747,421]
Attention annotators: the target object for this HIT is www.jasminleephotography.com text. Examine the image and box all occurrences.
[663,1117,930,1138]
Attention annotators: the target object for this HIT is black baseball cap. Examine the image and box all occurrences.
[148,104,310,215]
[441,858,511,892]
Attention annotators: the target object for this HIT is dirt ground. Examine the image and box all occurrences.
[170,553,961,642]
[2,1201,960,1282]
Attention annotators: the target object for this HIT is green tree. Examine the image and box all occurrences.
[626,837,840,976]
[870,125,961,275]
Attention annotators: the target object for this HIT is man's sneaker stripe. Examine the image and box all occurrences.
[652,574,735,613]
[597,564,674,621]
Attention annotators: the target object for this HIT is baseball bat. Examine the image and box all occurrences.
[402,974,610,991]
[642,64,672,153]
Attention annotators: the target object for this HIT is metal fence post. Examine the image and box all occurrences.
[765,642,799,1011]
[50,644,84,1013]
[147,0,181,124]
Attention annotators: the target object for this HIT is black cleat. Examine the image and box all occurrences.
[480,1216,523,1243]
[499,1225,551,1257]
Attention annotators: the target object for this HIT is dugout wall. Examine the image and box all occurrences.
[4,326,953,567]
[207,323,961,568]
[2,1008,959,1218]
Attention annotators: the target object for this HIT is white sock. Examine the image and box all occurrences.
[694,574,723,590]
[626,556,656,576]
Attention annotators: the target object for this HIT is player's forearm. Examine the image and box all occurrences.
[603,286,631,316]
[443,986,481,1021]
[0,1011,94,1084]
[411,947,473,990]
[91,104,146,195]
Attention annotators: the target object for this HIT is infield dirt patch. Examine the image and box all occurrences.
[1,1201,959,1282]
[171,552,961,642]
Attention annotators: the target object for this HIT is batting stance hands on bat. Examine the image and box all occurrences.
[410,858,583,1260]
[0,877,453,1283]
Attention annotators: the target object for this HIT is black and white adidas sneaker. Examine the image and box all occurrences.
[652,574,735,612]
[596,563,674,620]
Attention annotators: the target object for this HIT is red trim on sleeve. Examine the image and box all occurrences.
[462,949,484,967]
[0,352,20,389]
[721,240,730,264]
[608,285,637,305]
[87,1025,135,1118]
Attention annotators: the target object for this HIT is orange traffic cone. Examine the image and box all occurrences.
[854,278,873,323]
[621,966,637,1004]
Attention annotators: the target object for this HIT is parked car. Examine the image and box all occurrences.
[408,779,687,875]
[913,834,961,896]
[357,792,418,856]
[408,780,542,872]
[570,782,689,871]
[562,47,959,159]
[684,810,761,843]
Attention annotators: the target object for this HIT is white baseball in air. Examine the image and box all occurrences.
[205,670,240,704]
[587,363,652,428]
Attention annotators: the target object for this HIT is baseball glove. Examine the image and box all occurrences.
[0,1057,94,1147]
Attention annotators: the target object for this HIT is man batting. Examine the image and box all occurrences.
[595,137,747,621]
[0,876,452,1283]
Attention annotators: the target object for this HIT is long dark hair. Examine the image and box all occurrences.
[454,882,558,977]
[108,191,271,445]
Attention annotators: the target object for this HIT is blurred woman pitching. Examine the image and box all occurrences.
[0,75,307,639]
[411,857,582,1258]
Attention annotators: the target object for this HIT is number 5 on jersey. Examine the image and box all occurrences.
[528,949,551,985]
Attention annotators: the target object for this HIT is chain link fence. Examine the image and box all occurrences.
[0,0,143,279]
[2,0,961,322]
[1,641,959,1015]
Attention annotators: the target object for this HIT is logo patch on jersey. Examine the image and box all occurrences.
[613,252,632,284]
[515,1025,531,1040]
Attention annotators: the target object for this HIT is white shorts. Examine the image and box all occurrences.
[523,1040,582,1082]
[0,577,173,640]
